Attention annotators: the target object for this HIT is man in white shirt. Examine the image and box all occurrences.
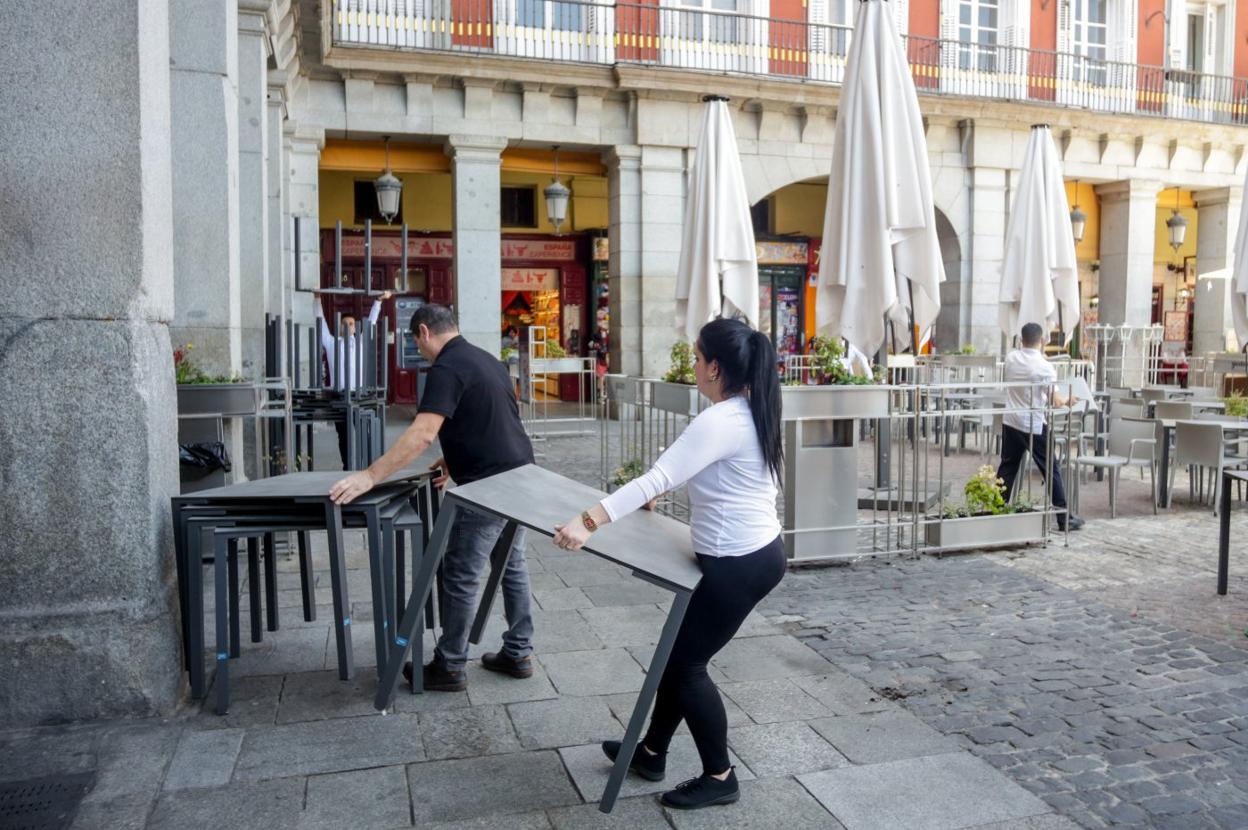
[313,290,391,467]
[998,322,1082,531]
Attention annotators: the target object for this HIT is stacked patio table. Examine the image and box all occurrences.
[172,469,436,713]
[373,464,702,814]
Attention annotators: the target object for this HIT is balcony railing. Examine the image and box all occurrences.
[331,0,1248,126]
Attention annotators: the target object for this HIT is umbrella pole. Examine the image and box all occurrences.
[875,314,891,491]
[907,305,918,356]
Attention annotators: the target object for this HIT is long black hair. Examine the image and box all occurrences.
[697,318,784,482]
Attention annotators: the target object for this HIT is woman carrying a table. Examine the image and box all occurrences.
[554,317,785,810]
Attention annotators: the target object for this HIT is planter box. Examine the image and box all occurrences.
[176,384,257,416]
[924,511,1046,551]
[651,381,704,416]
[938,354,999,369]
[605,375,647,408]
[781,384,890,420]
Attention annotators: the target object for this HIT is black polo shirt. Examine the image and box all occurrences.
[418,336,534,484]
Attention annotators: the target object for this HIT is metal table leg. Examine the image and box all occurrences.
[365,505,388,675]
[298,531,316,622]
[246,538,261,646]
[1219,471,1232,595]
[599,588,692,814]
[213,533,232,716]
[323,501,355,680]
[264,532,279,632]
[468,520,520,644]
[1158,425,1172,507]
[375,502,459,708]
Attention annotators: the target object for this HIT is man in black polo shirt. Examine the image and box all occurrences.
[329,304,536,691]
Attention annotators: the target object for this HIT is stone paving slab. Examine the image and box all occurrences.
[70,792,152,830]
[147,778,305,830]
[719,678,833,724]
[0,724,100,783]
[301,765,411,829]
[233,713,424,781]
[418,704,522,760]
[532,586,593,611]
[276,669,380,723]
[798,752,1051,830]
[507,697,624,750]
[808,710,960,765]
[163,728,243,790]
[710,635,834,681]
[407,750,581,823]
[425,812,553,830]
[666,777,845,830]
[790,672,893,715]
[578,604,667,648]
[84,724,179,802]
[229,625,331,678]
[558,737,755,803]
[195,674,284,729]
[726,721,849,777]
[602,690,752,731]
[546,794,672,829]
[463,659,559,706]
[581,580,672,607]
[540,648,646,697]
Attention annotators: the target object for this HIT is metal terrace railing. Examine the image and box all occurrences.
[332,0,1248,126]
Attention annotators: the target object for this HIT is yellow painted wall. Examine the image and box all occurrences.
[1064,181,1101,262]
[771,182,827,237]
[1153,188,1198,264]
[318,169,607,233]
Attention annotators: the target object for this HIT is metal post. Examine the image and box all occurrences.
[364,218,373,294]
[335,220,343,289]
[400,224,409,293]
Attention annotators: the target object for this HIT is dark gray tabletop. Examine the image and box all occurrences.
[175,468,432,502]
[448,465,701,593]
[1159,416,1248,429]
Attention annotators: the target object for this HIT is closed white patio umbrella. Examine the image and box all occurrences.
[998,124,1080,346]
[1229,165,1248,349]
[815,0,943,357]
[675,96,759,344]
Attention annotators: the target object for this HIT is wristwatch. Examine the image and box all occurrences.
[580,511,598,532]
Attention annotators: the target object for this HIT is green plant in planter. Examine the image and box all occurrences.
[500,346,517,362]
[1224,392,1248,418]
[808,336,883,385]
[173,343,247,384]
[964,465,1007,516]
[664,341,696,384]
[611,458,645,488]
[958,343,976,355]
[545,340,566,359]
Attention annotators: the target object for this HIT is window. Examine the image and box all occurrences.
[501,186,537,228]
[1071,0,1107,85]
[354,180,403,226]
[956,0,998,72]
[674,0,738,43]
[515,0,584,31]
[751,199,771,236]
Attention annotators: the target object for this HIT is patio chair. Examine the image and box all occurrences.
[1168,421,1248,514]
[1140,387,1168,405]
[1074,417,1157,519]
[1153,401,1194,421]
[1111,398,1145,419]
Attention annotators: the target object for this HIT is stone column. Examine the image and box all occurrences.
[266,78,288,352]
[285,125,324,385]
[237,2,270,381]
[606,145,643,377]
[967,165,1009,353]
[1192,187,1243,355]
[638,146,687,378]
[0,0,181,723]
[1097,179,1162,386]
[169,0,241,378]
[446,135,508,355]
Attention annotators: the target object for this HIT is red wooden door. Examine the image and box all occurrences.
[768,0,807,77]
[452,0,493,46]
[558,264,589,402]
[616,0,659,62]
[428,266,454,306]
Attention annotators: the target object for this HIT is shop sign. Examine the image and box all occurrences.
[592,237,610,262]
[756,240,808,266]
[502,268,559,290]
[501,239,577,261]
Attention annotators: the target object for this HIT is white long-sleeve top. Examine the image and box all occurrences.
[316,299,381,391]
[601,394,781,557]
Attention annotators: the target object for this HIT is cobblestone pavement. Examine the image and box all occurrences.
[3,422,1247,829]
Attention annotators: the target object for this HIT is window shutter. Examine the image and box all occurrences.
[1056,0,1071,55]
[939,0,957,69]
[892,0,909,36]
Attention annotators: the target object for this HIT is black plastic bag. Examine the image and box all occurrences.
[179,441,232,474]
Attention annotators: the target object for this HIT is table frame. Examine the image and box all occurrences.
[373,467,700,814]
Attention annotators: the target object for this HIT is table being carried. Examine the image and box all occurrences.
[374,464,702,814]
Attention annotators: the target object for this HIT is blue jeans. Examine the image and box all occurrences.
[433,507,534,672]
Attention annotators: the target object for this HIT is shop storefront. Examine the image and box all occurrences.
[756,238,810,359]
[321,230,591,404]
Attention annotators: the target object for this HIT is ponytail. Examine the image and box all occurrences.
[746,330,784,482]
[696,318,784,483]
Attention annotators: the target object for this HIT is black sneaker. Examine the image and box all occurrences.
[401,659,467,692]
[1057,514,1085,531]
[482,651,534,678]
[660,768,740,810]
[601,740,666,781]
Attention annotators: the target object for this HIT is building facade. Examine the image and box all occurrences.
[2,0,1247,723]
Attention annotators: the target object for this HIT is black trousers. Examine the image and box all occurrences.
[643,535,786,774]
[997,424,1066,509]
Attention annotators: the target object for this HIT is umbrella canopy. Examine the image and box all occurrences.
[998,125,1080,346]
[675,98,759,344]
[815,0,943,357]
[1230,165,1248,348]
